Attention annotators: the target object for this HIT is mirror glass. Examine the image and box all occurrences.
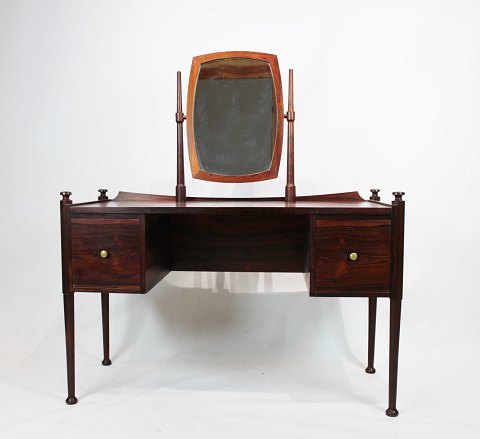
[193,58,276,177]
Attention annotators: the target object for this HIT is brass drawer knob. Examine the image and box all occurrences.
[349,252,358,261]
[100,250,108,258]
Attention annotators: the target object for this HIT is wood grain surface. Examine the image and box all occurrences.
[313,219,391,295]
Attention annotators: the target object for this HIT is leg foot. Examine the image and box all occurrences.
[63,293,77,405]
[367,297,377,374]
[65,396,78,405]
[386,407,399,417]
[101,293,111,367]
[387,299,402,418]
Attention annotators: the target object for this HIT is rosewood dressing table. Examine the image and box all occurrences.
[60,52,405,416]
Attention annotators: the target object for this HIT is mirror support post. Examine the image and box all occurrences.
[176,71,187,202]
[285,69,296,203]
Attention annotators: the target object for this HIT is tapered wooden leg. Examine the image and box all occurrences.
[101,293,112,366]
[365,297,377,374]
[63,293,78,405]
[386,298,402,417]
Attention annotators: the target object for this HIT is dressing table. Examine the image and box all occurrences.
[60,51,405,416]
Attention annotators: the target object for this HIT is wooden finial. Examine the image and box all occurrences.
[98,189,108,201]
[370,189,380,201]
[284,68,296,203]
[176,71,186,203]
[393,191,405,202]
[60,191,72,204]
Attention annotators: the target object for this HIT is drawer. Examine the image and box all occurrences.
[313,219,390,295]
[71,217,142,292]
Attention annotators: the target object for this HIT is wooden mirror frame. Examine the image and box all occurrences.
[186,51,284,183]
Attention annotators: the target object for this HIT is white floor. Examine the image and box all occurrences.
[1,272,479,439]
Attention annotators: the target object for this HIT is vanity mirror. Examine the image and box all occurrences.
[187,52,283,182]
[176,51,296,200]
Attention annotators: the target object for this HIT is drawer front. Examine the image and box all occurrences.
[314,219,390,294]
[71,217,141,292]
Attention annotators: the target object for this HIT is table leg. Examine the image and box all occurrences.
[386,298,402,417]
[63,293,78,404]
[101,293,112,366]
[365,297,377,374]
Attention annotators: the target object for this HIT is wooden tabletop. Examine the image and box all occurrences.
[69,191,392,215]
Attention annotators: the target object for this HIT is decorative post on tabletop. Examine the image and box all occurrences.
[370,189,380,201]
[98,189,108,201]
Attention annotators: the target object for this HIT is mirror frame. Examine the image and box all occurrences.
[186,51,284,183]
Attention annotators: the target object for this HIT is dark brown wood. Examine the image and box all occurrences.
[115,190,375,203]
[115,191,176,202]
[144,214,171,291]
[176,71,186,202]
[70,199,392,216]
[385,192,405,416]
[63,293,77,404]
[68,214,170,294]
[285,69,296,202]
[139,215,146,293]
[308,216,317,294]
[60,192,77,405]
[60,192,72,294]
[186,51,284,183]
[393,191,405,201]
[71,218,139,225]
[366,297,377,374]
[302,216,312,289]
[60,190,405,413]
[313,220,391,295]
[101,293,112,366]
[294,192,365,202]
[61,191,72,202]
[98,189,108,201]
[369,189,380,201]
[390,193,405,300]
[386,298,402,417]
[70,217,142,293]
[170,214,309,272]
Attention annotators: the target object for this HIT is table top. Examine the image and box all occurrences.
[69,191,392,215]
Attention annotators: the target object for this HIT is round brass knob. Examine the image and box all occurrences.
[349,252,358,261]
[100,250,108,258]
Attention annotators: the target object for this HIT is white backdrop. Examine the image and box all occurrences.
[1,0,480,437]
